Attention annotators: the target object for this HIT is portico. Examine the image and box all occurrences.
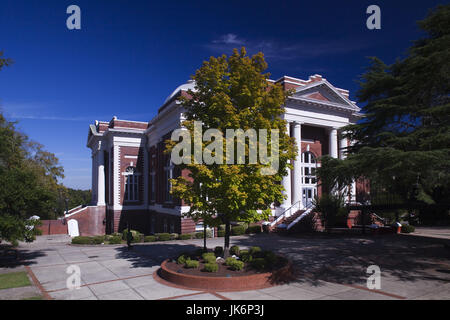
[277,74,361,215]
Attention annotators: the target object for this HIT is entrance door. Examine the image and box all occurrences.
[302,187,316,208]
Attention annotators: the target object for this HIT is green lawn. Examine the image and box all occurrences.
[0,272,31,290]
[22,296,43,300]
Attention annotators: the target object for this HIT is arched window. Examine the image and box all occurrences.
[302,152,317,185]
[124,166,140,201]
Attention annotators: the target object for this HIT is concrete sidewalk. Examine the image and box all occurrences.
[2,233,450,300]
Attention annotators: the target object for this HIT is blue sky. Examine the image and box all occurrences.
[0,0,443,190]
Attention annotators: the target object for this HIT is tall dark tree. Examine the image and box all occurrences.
[317,5,450,222]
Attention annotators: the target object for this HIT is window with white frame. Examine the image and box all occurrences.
[302,151,317,185]
[124,166,140,201]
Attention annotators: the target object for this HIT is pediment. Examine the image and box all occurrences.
[290,80,359,112]
[302,91,330,102]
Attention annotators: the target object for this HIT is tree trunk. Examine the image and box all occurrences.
[224,220,231,258]
[203,224,207,252]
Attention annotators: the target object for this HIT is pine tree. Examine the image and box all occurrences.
[319,5,450,222]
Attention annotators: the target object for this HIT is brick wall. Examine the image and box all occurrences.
[38,220,68,235]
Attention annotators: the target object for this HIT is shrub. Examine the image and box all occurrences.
[202,252,216,263]
[246,225,262,234]
[217,230,225,237]
[202,252,216,260]
[177,254,187,265]
[239,250,252,263]
[156,233,171,241]
[229,245,240,256]
[144,236,156,242]
[179,234,192,240]
[218,224,226,231]
[194,232,204,239]
[401,224,415,233]
[263,251,277,267]
[71,236,93,245]
[92,235,105,244]
[214,246,223,257]
[184,259,199,269]
[203,263,219,272]
[251,258,266,271]
[122,229,141,241]
[231,225,245,236]
[249,246,262,255]
[133,233,144,243]
[228,259,244,271]
[170,233,179,240]
[108,235,122,244]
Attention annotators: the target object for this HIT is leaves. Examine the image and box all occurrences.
[322,5,450,209]
[166,47,296,249]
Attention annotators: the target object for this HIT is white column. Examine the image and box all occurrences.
[97,146,106,206]
[292,122,302,207]
[281,122,292,209]
[91,153,96,204]
[329,127,338,158]
[339,136,348,159]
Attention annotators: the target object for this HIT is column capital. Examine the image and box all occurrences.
[292,121,304,127]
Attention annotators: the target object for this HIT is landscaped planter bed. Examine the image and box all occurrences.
[157,246,295,291]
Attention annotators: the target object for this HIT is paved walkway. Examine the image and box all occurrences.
[1,233,449,300]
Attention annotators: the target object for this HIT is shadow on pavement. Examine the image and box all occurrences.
[231,233,450,287]
[114,242,201,268]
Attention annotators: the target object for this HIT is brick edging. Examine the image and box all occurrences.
[25,266,52,300]
[157,259,275,292]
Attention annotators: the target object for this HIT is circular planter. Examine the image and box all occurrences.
[158,259,276,291]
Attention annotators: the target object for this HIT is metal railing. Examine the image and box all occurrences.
[270,200,303,227]
[287,202,314,230]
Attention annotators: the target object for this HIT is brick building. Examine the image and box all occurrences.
[78,74,363,236]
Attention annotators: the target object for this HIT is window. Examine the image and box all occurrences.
[124,166,140,201]
[163,218,168,233]
[150,169,156,202]
[164,158,174,202]
[302,152,317,185]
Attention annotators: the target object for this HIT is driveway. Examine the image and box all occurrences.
[1,233,449,300]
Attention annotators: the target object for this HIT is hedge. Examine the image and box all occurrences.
[179,234,192,240]
[231,225,246,236]
[246,225,262,234]
[72,236,94,245]
[108,236,122,244]
[122,229,141,241]
[156,233,171,241]
[144,236,157,242]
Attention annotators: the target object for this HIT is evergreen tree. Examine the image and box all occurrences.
[318,5,450,222]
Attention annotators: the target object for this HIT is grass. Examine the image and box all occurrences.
[22,296,43,300]
[0,272,32,290]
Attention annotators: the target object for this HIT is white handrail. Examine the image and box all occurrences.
[270,200,302,227]
[287,203,314,230]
